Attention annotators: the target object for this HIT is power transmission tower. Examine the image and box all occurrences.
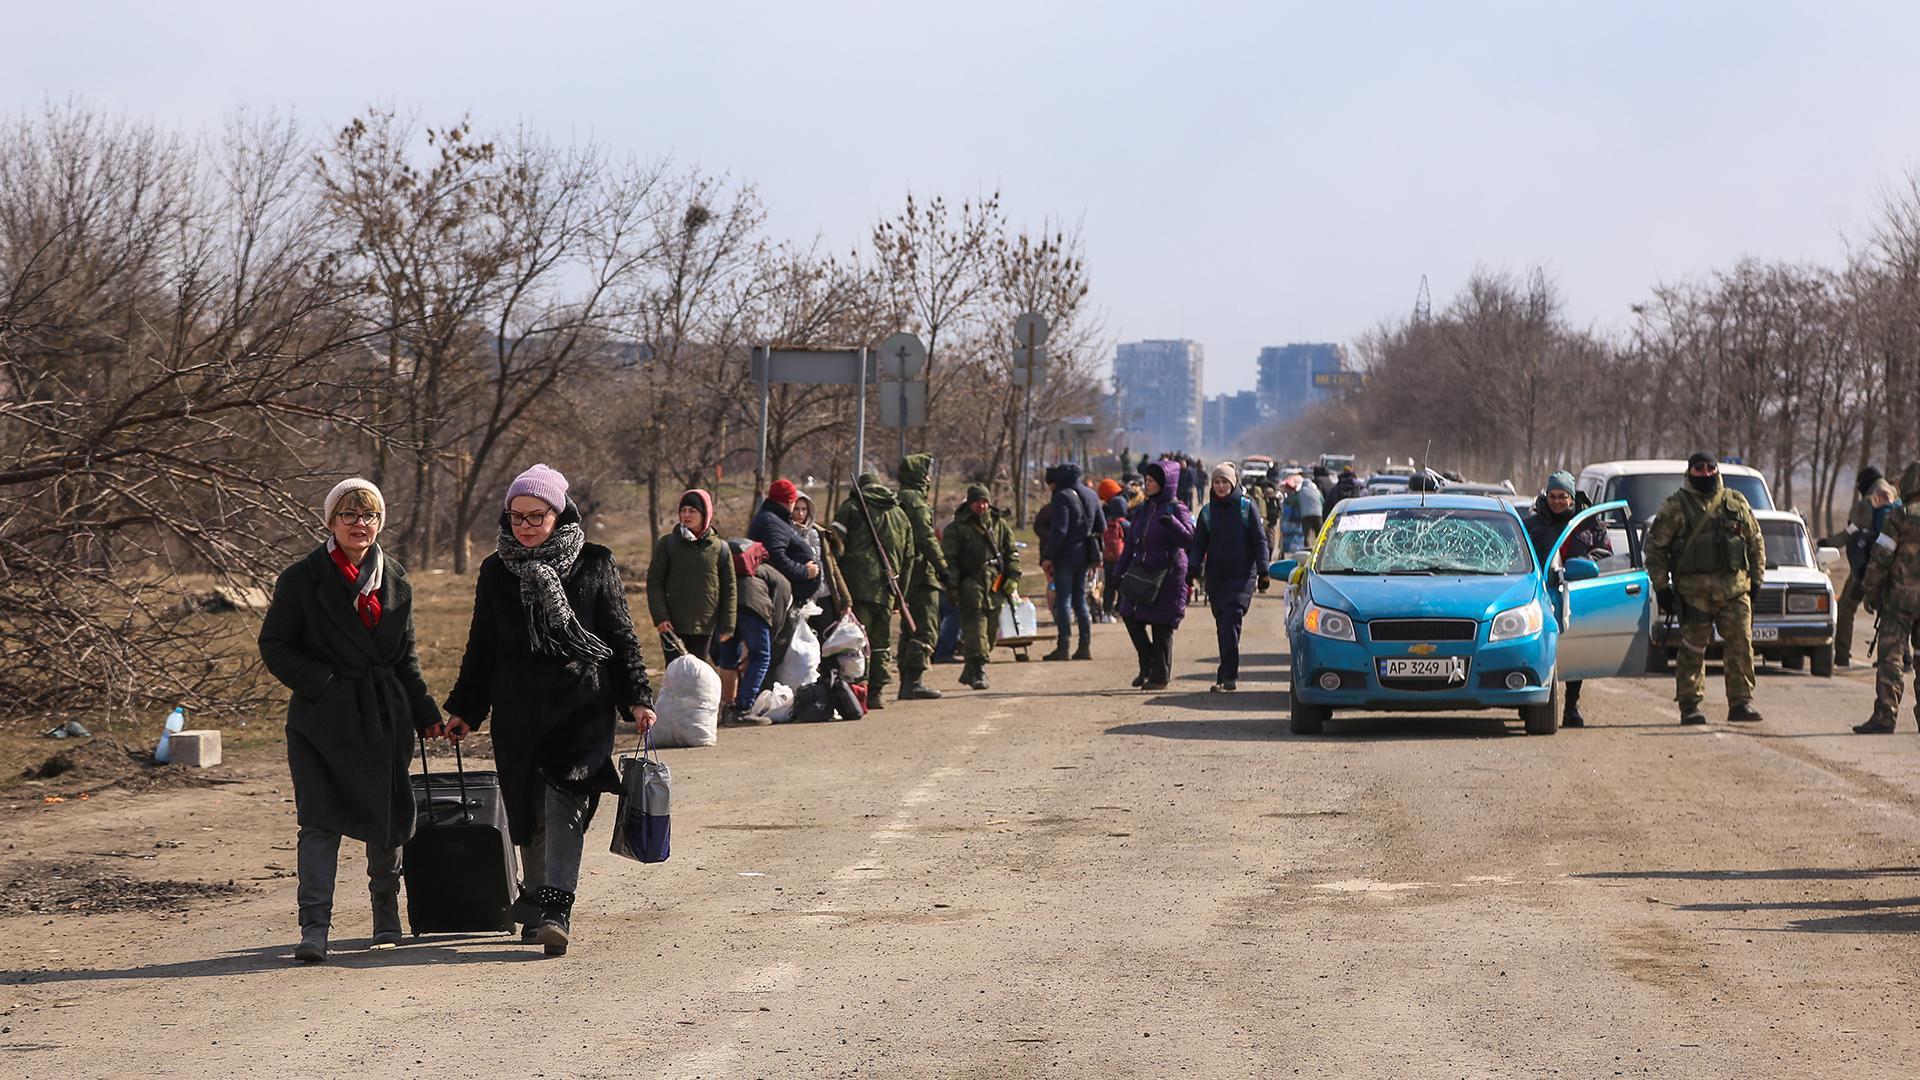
[1526,267,1548,325]
[1413,275,1432,323]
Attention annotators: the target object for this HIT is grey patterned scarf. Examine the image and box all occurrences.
[496,519,613,664]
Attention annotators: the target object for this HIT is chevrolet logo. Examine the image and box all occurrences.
[1408,643,1438,656]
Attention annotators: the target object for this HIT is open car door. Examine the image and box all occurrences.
[1549,500,1652,680]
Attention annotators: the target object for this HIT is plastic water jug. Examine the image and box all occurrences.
[154,706,186,764]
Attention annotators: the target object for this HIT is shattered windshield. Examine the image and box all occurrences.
[1316,507,1534,576]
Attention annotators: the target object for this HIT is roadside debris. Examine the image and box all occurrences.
[0,860,250,916]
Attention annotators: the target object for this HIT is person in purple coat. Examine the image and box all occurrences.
[1111,459,1195,690]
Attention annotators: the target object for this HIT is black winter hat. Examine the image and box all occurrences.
[1857,466,1884,496]
[1686,451,1718,471]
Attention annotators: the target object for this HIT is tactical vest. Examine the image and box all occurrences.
[1672,491,1749,576]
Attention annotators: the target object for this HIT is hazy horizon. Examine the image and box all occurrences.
[8,1,1917,395]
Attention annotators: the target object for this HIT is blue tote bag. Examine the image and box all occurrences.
[610,732,671,864]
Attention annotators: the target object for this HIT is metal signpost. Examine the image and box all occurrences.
[751,346,873,494]
[875,332,928,464]
[1011,312,1049,520]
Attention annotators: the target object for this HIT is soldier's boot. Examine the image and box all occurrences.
[1853,715,1897,734]
[961,659,989,691]
[1679,701,1707,726]
[897,675,942,701]
[1727,701,1763,723]
[867,688,887,711]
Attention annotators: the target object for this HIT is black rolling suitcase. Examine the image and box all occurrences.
[404,738,517,935]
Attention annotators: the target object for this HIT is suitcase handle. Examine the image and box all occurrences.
[417,733,475,825]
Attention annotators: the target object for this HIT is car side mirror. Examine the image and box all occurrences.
[1816,546,1844,571]
[1269,559,1297,581]
[1564,558,1601,582]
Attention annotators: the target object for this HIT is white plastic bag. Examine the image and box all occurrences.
[821,616,869,657]
[775,616,822,689]
[997,595,1039,641]
[836,649,867,680]
[650,654,720,748]
[752,682,794,723]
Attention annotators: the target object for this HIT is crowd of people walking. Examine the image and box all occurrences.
[255,441,1913,965]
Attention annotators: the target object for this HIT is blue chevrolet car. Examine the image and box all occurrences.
[1272,493,1652,735]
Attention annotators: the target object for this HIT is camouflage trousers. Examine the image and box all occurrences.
[851,600,895,697]
[1834,575,1862,663]
[958,590,995,665]
[898,581,941,681]
[1871,613,1917,726]
[1675,591,1755,707]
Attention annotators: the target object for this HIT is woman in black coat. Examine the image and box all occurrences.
[1188,463,1272,692]
[443,464,655,957]
[258,478,441,962]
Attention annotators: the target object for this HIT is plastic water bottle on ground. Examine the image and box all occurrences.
[154,705,186,764]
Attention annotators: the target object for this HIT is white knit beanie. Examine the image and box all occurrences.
[322,477,385,525]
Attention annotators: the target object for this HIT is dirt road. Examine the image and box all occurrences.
[3,594,1917,1078]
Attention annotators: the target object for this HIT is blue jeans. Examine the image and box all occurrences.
[717,610,773,709]
[1051,559,1091,647]
[935,598,961,660]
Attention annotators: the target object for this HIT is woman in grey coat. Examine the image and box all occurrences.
[258,478,441,962]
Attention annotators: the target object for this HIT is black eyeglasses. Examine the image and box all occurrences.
[508,509,557,528]
[334,511,381,526]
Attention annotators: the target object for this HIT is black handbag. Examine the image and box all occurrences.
[1119,564,1167,605]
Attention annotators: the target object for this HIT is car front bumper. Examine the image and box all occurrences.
[1651,619,1834,650]
[1292,633,1555,710]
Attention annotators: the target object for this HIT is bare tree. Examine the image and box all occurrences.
[0,106,397,723]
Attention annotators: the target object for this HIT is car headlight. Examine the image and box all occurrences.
[1489,599,1544,642]
[1786,591,1828,614]
[1304,604,1355,641]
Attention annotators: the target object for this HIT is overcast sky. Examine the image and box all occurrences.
[10,1,1918,394]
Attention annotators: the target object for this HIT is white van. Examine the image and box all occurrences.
[1576,460,1838,677]
[1576,459,1773,522]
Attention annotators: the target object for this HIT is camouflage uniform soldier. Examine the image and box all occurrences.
[941,484,1020,691]
[1854,463,1920,734]
[830,474,911,709]
[894,454,948,701]
[1644,452,1766,725]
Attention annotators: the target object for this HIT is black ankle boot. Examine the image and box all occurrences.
[1041,641,1071,661]
[371,891,403,947]
[293,904,330,962]
[534,886,574,957]
[511,886,541,943]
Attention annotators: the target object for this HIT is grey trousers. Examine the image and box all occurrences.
[520,784,590,895]
[296,825,401,929]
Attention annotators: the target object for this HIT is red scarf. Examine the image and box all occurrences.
[329,544,382,629]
